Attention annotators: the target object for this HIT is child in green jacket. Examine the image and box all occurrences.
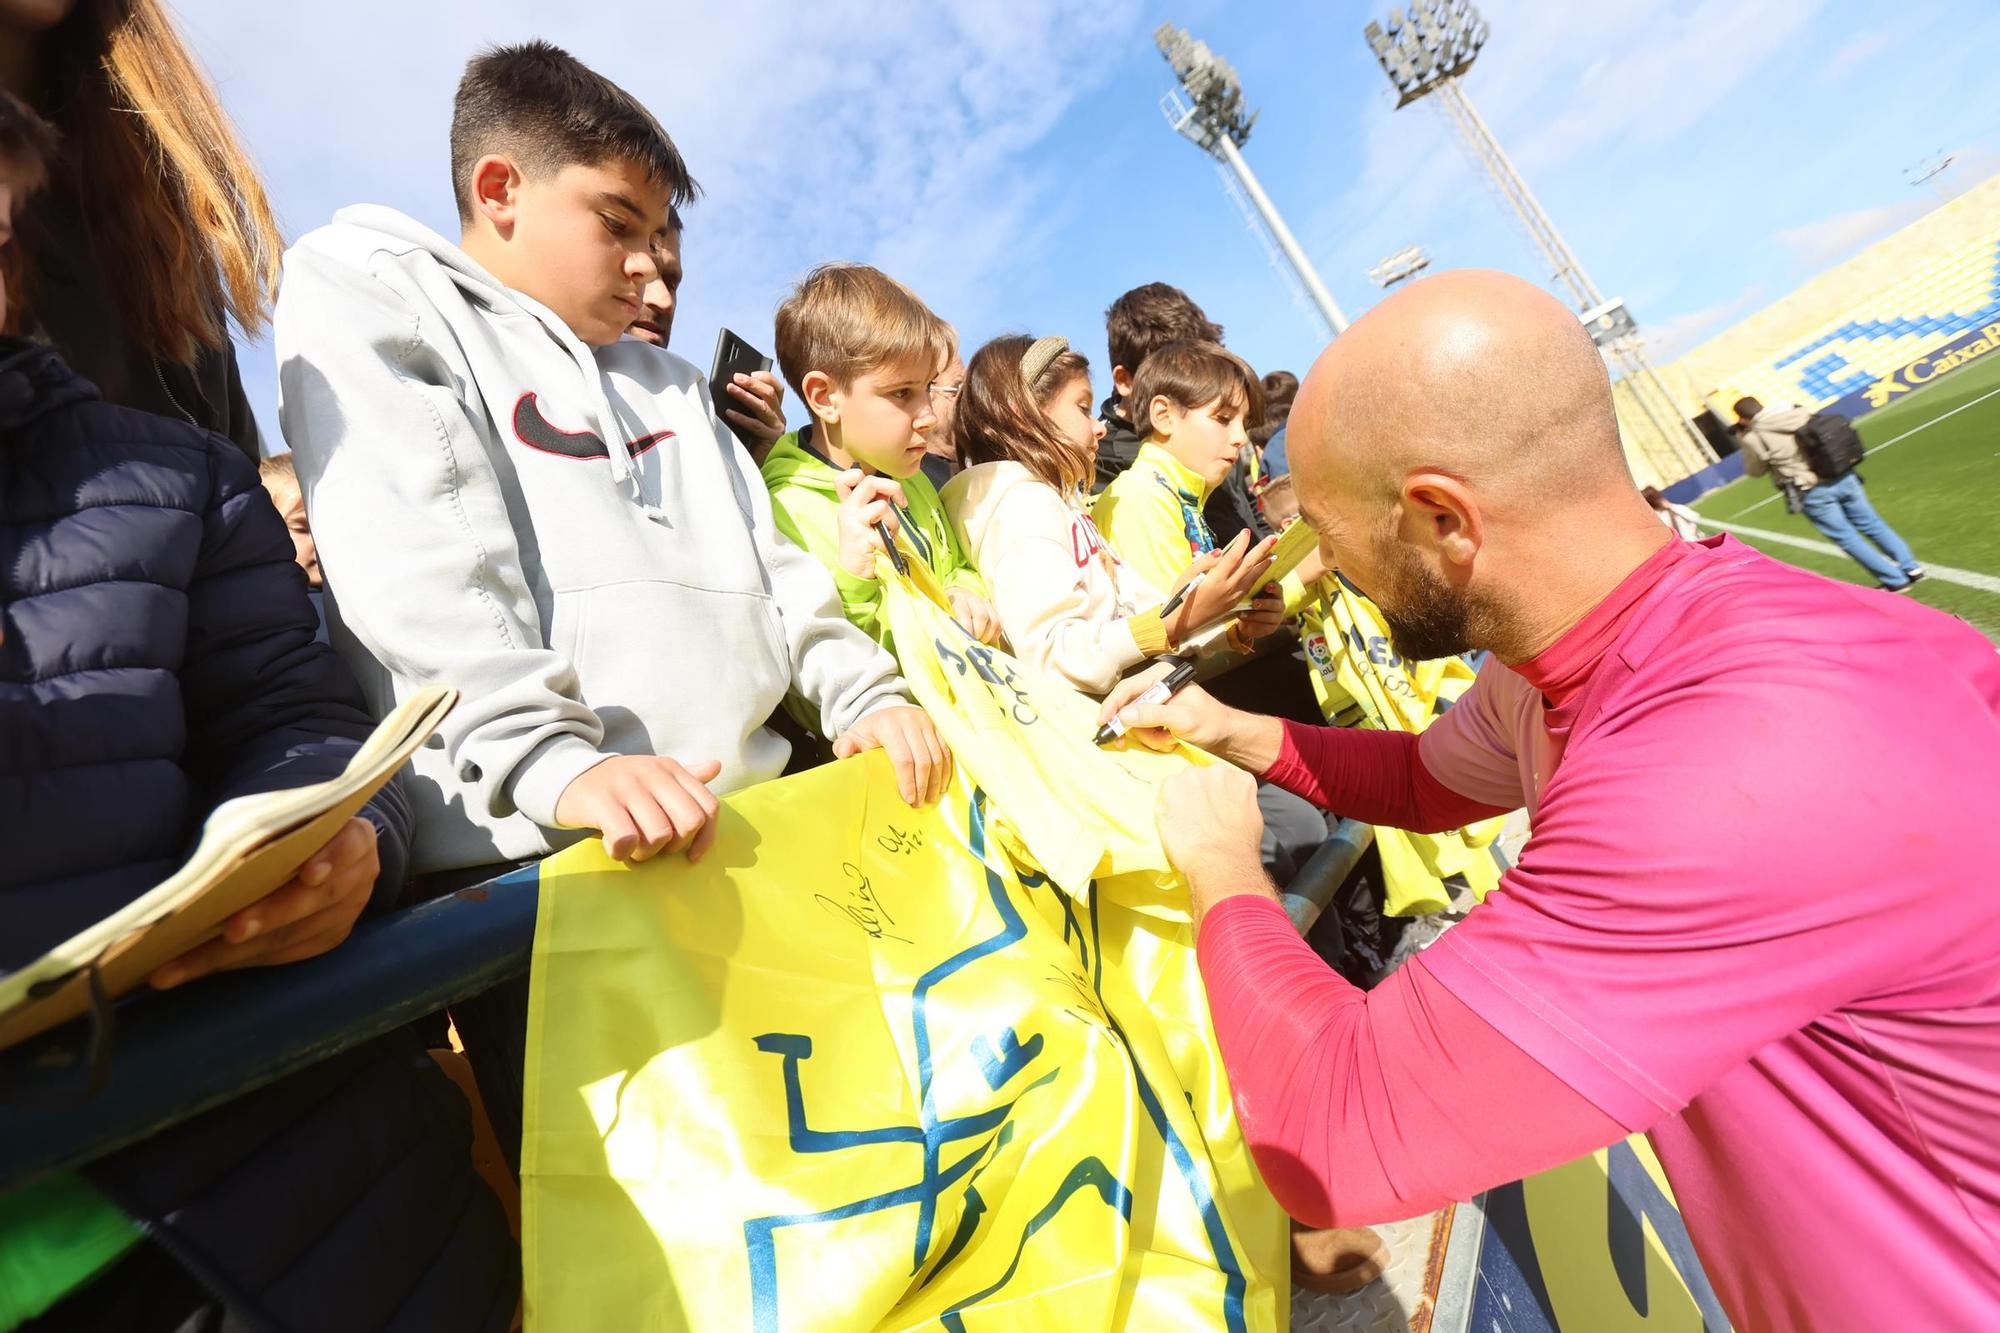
[761,263,999,650]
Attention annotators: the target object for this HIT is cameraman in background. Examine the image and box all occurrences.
[1734,396,1926,591]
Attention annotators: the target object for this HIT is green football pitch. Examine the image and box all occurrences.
[1690,349,2000,639]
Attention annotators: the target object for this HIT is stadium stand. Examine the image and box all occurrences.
[1672,172,2000,427]
[1609,168,2000,489]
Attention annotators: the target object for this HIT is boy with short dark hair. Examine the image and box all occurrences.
[276,42,948,876]
[761,263,999,650]
[1087,337,1331,893]
[1095,282,1222,492]
[1091,339,1265,599]
[1096,282,1269,546]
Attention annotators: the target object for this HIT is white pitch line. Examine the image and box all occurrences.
[1696,516,2000,595]
[1715,381,2000,519]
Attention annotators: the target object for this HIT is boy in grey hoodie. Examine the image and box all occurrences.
[274,42,948,875]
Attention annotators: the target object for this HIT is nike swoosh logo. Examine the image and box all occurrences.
[512,391,674,462]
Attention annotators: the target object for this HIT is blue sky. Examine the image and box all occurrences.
[179,0,2000,448]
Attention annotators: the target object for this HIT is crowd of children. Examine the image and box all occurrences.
[0,18,1357,1328]
[14,5,2000,1330]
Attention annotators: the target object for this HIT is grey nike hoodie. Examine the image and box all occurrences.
[274,206,908,872]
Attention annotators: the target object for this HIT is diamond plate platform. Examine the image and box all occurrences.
[1291,1200,1479,1333]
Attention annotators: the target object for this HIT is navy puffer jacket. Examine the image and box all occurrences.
[0,341,516,1330]
[0,337,405,967]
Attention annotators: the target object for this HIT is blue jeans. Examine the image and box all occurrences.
[1800,473,1919,587]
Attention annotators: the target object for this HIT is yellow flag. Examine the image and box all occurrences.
[522,757,1287,1330]
[877,540,1198,897]
[521,554,1289,1330]
[1298,577,1505,915]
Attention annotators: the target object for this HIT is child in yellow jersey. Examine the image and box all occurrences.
[762,263,1000,651]
[1098,337,1330,616]
[1091,339,1266,598]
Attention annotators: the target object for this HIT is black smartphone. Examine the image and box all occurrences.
[709,327,775,447]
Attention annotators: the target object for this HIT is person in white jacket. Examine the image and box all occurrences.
[275,42,946,876]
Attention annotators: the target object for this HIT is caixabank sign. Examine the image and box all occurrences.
[1826,319,2000,418]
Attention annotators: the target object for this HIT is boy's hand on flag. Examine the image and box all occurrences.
[150,816,379,990]
[835,469,905,579]
[836,705,951,807]
[555,755,724,865]
[947,587,1003,645]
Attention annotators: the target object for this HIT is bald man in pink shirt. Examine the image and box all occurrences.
[1101,271,2000,1332]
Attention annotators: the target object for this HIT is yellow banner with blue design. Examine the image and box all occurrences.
[519,554,1288,1329]
[1298,574,1505,916]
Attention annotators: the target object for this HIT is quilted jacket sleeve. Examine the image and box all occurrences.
[178,435,413,910]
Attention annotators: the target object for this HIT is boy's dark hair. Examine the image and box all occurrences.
[1131,340,1264,437]
[0,89,57,197]
[1250,369,1298,446]
[1104,282,1223,377]
[450,41,699,225]
[1732,395,1763,422]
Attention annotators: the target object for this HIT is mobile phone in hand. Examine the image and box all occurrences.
[709,327,775,448]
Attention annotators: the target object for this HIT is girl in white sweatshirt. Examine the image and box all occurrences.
[940,334,1277,697]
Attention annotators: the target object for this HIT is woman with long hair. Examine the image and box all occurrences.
[1,0,280,459]
[0,16,520,1331]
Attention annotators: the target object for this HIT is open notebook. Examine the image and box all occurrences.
[0,685,458,1052]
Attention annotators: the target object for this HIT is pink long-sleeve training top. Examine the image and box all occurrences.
[1199,535,2000,1332]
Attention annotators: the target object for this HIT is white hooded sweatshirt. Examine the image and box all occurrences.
[942,460,1170,697]
[275,206,907,872]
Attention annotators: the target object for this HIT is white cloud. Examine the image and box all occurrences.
[1497,0,1827,175]
[1821,29,1894,82]
[1641,285,1766,359]
[1773,199,1929,268]
[1300,0,1828,308]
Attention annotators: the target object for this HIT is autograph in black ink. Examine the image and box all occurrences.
[876,824,924,856]
[815,863,912,944]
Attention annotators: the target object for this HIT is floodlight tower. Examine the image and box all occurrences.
[1363,1,1715,474]
[1156,24,1349,336]
[1369,244,1433,288]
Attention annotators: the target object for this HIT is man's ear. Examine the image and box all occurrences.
[1401,471,1483,569]
[467,154,525,233]
[801,370,840,424]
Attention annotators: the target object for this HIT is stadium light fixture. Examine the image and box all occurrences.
[1368,245,1433,288]
[1363,1,1715,476]
[1905,149,1955,201]
[1156,23,1349,335]
[1579,298,1639,348]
